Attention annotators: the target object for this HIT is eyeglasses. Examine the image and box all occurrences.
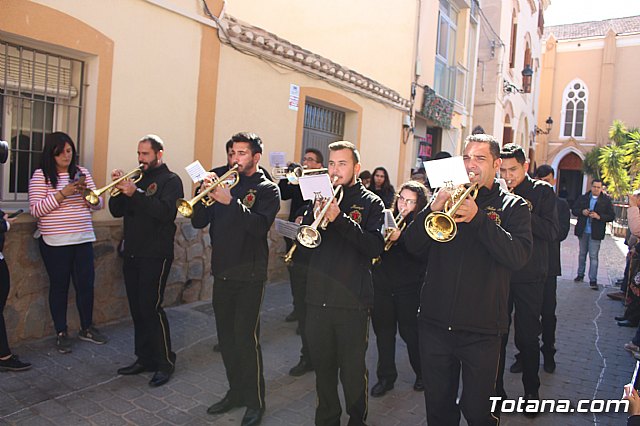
[303,156,319,163]
[398,195,417,205]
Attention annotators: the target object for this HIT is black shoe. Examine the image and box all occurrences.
[590,281,599,290]
[149,369,173,387]
[285,311,298,322]
[574,275,584,282]
[289,357,313,376]
[241,407,265,426]
[523,393,539,418]
[543,355,556,373]
[0,354,32,372]
[207,394,239,415]
[370,379,394,397]
[618,320,638,327]
[615,315,627,321]
[213,343,220,352]
[413,377,424,391]
[509,359,523,374]
[117,362,152,375]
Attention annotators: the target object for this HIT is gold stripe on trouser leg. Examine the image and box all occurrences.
[156,259,174,369]
[252,284,266,408]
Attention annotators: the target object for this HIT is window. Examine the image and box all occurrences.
[0,40,84,202]
[509,12,518,69]
[302,102,345,163]
[434,1,458,100]
[561,80,588,138]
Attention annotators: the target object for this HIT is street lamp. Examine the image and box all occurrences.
[521,64,533,93]
[535,116,554,135]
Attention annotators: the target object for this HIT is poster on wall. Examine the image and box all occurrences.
[288,84,300,111]
[417,135,432,160]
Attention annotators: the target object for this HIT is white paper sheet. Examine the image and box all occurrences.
[423,156,470,188]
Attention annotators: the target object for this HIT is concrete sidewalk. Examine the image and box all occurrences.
[0,228,636,425]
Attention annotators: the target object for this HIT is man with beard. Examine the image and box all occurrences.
[192,132,279,426]
[404,134,532,425]
[304,141,385,426]
[495,144,558,414]
[110,135,183,387]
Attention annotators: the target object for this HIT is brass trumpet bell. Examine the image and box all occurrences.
[424,183,478,242]
[176,165,240,218]
[83,165,144,206]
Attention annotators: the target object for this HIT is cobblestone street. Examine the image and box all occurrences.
[0,227,636,425]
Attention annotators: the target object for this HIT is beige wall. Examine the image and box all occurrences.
[213,49,404,187]
[538,33,640,167]
[224,0,416,99]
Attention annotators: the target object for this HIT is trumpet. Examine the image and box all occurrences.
[272,165,328,185]
[176,165,240,218]
[424,173,478,243]
[372,210,408,265]
[295,176,344,249]
[284,243,297,265]
[83,165,144,206]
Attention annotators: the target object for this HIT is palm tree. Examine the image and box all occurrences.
[624,130,640,190]
[609,119,628,146]
[583,147,602,178]
[598,144,630,198]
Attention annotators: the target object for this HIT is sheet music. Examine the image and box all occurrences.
[298,174,334,201]
[270,152,286,168]
[274,218,300,240]
[423,156,470,188]
[185,160,208,183]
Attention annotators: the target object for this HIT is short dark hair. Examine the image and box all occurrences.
[229,132,263,155]
[534,164,554,179]
[328,140,360,164]
[433,151,452,160]
[592,178,603,185]
[225,139,233,153]
[358,170,371,180]
[471,125,486,135]
[139,134,165,153]
[464,133,501,160]
[305,148,324,166]
[500,143,527,165]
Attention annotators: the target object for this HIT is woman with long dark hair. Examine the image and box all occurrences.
[369,166,395,208]
[29,132,107,354]
[370,180,429,398]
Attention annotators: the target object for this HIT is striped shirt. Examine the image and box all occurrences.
[29,166,103,238]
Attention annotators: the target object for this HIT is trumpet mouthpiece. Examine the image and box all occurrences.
[468,172,476,179]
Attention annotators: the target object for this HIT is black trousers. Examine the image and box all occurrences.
[290,262,310,361]
[39,239,95,333]
[496,280,544,396]
[306,305,369,426]
[123,256,175,372]
[213,279,265,410]
[0,260,10,358]
[419,322,501,426]
[541,275,557,356]
[371,286,421,383]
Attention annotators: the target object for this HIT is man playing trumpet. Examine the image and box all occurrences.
[302,141,385,426]
[191,132,280,426]
[403,134,532,425]
[109,135,183,387]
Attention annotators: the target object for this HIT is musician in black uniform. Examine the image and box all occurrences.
[304,141,385,426]
[192,132,279,426]
[495,144,558,411]
[110,135,183,387]
[404,134,532,425]
[370,181,429,398]
[279,148,324,327]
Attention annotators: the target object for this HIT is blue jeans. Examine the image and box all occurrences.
[577,233,601,283]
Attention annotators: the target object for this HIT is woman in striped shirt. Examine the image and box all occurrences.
[29,132,107,354]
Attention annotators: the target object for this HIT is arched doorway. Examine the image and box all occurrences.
[557,152,583,207]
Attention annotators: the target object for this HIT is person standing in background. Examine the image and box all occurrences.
[369,167,395,208]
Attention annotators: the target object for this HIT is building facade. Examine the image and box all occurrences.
[538,15,640,205]
[473,0,550,163]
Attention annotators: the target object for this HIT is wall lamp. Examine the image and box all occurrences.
[535,116,554,135]
[503,64,534,95]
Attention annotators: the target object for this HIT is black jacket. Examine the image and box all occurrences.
[191,168,280,282]
[305,181,385,310]
[373,212,428,294]
[550,197,571,276]
[510,176,558,284]
[278,179,305,223]
[0,210,8,252]
[572,191,615,240]
[369,186,395,209]
[109,163,183,259]
[404,180,532,335]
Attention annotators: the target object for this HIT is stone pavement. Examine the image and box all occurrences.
[0,226,636,425]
